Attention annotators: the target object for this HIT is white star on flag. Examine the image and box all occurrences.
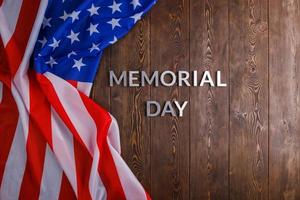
[45,56,57,68]
[131,12,143,23]
[38,37,47,47]
[107,18,121,30]
[109,1,122,14]
[89,43,100,52]
[60,11,69,21]
[72,58,86,71]
[87,23,99,35]
[70,10,80,22]
[87,4,100,16]
[67,30,80,44]
[42,17,51,28]
[49,38,60,50]
[131,0,141,10]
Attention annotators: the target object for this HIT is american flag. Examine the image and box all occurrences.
[0,0,156,199]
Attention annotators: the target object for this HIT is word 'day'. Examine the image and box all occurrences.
[146,101,188,117]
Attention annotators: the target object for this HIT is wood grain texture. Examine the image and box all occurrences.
[150,0,190,199]
[229,0,269,199]
[269,0,300,199]
[189,0,229,199]
[91,49,111,111]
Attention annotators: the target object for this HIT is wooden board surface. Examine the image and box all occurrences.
[92,0,300,199]
[269,0,300,199]
[229,0,269,199]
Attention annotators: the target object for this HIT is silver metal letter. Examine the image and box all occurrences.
[178,71,190,86]
[217,70,227,87]
[141,71,159,86]
[161,101,176,116]
[200,71,215,87]
[174,101,188,117]
[146,101,161,117]
[160,71,176,86]
[109,70,127,86]
[129,71,140,87]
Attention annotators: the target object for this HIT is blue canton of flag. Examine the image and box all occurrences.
[33,0,157,83]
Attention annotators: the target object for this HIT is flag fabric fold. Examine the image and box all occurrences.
[0,0,156,199]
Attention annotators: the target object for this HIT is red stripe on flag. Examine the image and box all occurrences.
[4,0,40,76]
[36,73,92,200]
[0,83,19,185]
[79,93,126,200]
[59,173,77,200]
[0,34,11,86]
[19,72,52,199]
[73,139,93,200]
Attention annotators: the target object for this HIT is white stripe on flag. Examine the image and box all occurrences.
[108,115,121,154]
[12,69,30,139]
[45,72,97,155]
[77,82,93,96]
[51,107,78,197]
[89,149,107,200]
[39,145,63,200]
[0,0,23,45]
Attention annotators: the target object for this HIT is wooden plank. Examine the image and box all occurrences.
[92,49,111,111]
[109,15,152,191]
[229,0,269,199]
[150,0,189,199]
[269,1,300,199]
[189,0,229,199]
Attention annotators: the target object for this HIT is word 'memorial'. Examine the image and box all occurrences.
[109,70,227,87]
